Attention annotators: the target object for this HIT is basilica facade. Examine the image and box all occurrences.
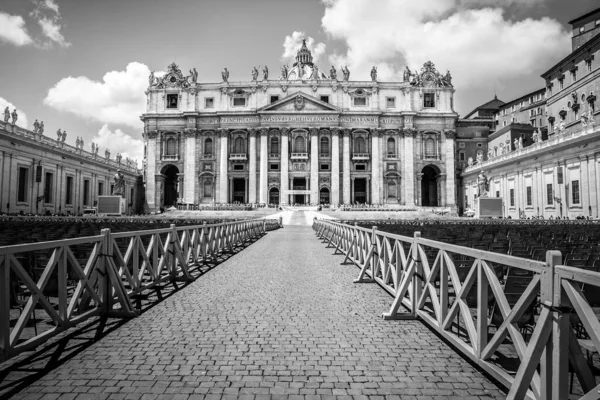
[141,41,458,210]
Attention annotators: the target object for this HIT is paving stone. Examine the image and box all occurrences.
[8,226,504,399]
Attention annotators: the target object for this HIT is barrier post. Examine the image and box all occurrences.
[99,228,111,314]
[412,232,422,313]
[371,226,379,279]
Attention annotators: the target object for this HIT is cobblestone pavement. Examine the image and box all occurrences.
[10,226,506,400]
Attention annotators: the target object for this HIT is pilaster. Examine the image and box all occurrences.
[404,128,416,206]
[259,127,268,204]
[248,128,257,203]
[331,127,340,205]
[444,129,456,208]
[218,128,228,203]
[342,128,351,203]
[184,129,196,204]
[371,128,381,204]
[146,135,157,210]
[280,128,289,205]
[310,127,319,204]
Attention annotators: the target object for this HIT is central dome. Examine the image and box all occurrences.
[286,38,328,81]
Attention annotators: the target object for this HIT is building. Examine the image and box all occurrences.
[141,41,459,211]
[0,120,142,215]
[461,7,600,218]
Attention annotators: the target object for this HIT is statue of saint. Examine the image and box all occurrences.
[444,70,452,86]
[221,67,229,82]
[370,66,377,81]
[80,137,84,148]
[262,65,268,80]
[3,107,9,123]
[33,119,39,133]
[251,66,259,81]
[467,156,473,166]
[518,137,523,149]
[112,170,126,197]
[39,121,44,134]
[105,148,110,159]
[487,149,493,159]
[477,171,489,197]
[280,64,288,80]
[342,66,350,81]
[312,65,320,80]
[476,152,483,163]
[91,142,95,153]
[329,65,337,80]
[191,68,198,84]
[149,71,155,87]
[11,109,18,125]
[61,131,67,142]
[403,66,411,82]
[117,153,122,163]
[590,108,595,124]
[57,129,62,141]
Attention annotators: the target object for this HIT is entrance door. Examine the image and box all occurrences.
[319,188,330,204]
[163,165,179,207]
[232,178,246,203]
[421,166,438,206]
[293,177,306,205]
[354,178,367,204]
[269,188,279,205]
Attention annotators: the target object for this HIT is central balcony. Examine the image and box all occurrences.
[290,153,309,160]
[352,153,370,161]
[229,153,247,161]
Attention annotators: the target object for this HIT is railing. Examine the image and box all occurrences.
[0,219,267,362]
[290,153,308,159]
[229,153,247,161]
[352,153,370,160]
[313,219,600,400]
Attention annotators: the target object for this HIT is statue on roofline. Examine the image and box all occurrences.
[11,109,18,125]
[342,65,350,81]
[3,107,9,123]
[39,121,44,134]
[262,65,268,80]
[33,119,40,133]
[329,65,337,80]
[61,131,66,142]
[280,64,288,80]
[149,71,155,87]
[221,67,229,82]
[370,66,377,82]
[251,66,259,81]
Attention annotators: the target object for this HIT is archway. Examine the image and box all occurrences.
[269,187,279,205]
[319,188,330,205]
[353,178,367,204]
[421,165,439,206]
[232,178,246,203]
[292,177,307,205]
[161,164,179,207]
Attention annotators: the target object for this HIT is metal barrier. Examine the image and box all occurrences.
[314,219,600,400]
[1,219,268,362]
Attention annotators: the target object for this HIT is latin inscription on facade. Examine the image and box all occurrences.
[221,116,260,124]
[261,115,339,123]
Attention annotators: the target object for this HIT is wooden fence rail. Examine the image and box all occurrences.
[1,218,273,362]
[313,219,600,400]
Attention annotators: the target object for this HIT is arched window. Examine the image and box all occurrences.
[354,136,366,153]
[204,138,213,156]
[425,138,435,157]
[320,137,330,156]
[388,181,397,198]
[294,136,306,153]
[270,136,279,155]
[387,137,395,156]
[165,138,176,156]
[203,180,212,197]
[233,136,246,153]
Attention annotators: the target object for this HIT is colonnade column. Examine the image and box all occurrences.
[259,128,268,204]
[280,128,289,205]
[184,130,196,204]
[218,128,228,203]
[404,129,415,206]
[310,128,319,205]
[444,130,456,208]
[331,127,340,205]
[248,129,257,203]
[371,128,381,204]
[342,129,351,203]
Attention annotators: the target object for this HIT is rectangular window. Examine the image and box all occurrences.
[320,163,330,171]
[459,152,465,161]
[559,79,564,90]
[572,69,577,82]
[531,119,536,127]
[233,164,244,171]
[269,163,279,171]
[526,186,532,206]
[166,94,178,109]
[424,93,435,108]
[270,95,279,103]
[547,183,553,205]
[17,167,29,202]
[44,172,54,204]
[233,97,246,107]
[98,181,104,196]
[353,97,367,106]
[496,191,500,198]
[572,180,580,204]
[83,179,90,206]
[386,97,396,108]
[66,176,73,205]
[510,188,515,207]
[355,164,366,171]
[320,95,329,103]
[205,98,214,108]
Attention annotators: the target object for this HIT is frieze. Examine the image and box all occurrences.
[339,116,379,124]
[260,115,338,124]
[198,117,220,125]
[380,117,403,125]
[221,116,260,124]
[415,117,445,126]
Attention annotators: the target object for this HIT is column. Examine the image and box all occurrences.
[177,173,185,202]
[331,128,340,205]
[310,128,319,205]
[438,173,446,206]
[280,128,289,205]
[342,129,351,204]
[184,130,196,204]
[219,129,228,203]
[259,128,268,204]
[366,177,371,204]
[416,173,423,206]
[444,130,456,208]
[371,128,381,204]
[404,129,416,206]
[248,129,257,204]
[351,177,355,202]
[146,133,157,210]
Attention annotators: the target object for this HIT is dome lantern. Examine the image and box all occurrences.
[294,38,313,66]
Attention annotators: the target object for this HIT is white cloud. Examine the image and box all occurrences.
[0,97,29,129]
[44,62,151,129]
[321,0,570,100]
[38,16,70,48]
[93,124,143,166]
[0,12,33,46]
[282,31,327,64]
[30,0,70,48]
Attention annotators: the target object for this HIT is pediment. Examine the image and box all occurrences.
[258,92,340,113]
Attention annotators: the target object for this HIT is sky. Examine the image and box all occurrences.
[0,0,598,165]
